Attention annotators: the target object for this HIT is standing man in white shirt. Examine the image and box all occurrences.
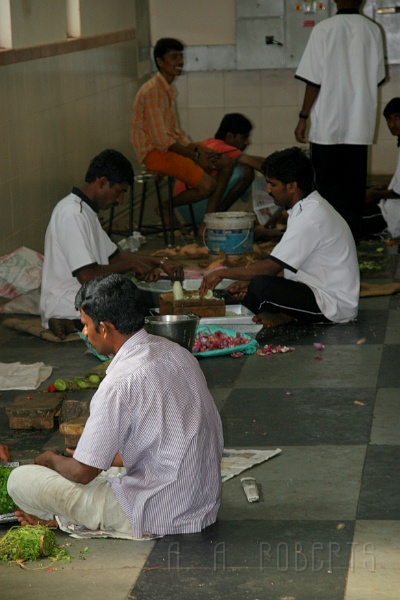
[294,0,386,240]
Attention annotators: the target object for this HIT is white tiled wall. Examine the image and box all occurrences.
[1,50,399,256]
[175,66,400,179]
[0,41,139,256]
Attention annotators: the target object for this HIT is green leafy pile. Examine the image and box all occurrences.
[0,525,70,563]
[0,467,16,515]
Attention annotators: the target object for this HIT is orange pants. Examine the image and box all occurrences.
[144,149,204,189]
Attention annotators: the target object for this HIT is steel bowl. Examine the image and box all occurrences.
[144,314,199,351]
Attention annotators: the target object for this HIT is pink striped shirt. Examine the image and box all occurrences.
[74,329,223,538]
[130,72,191,163]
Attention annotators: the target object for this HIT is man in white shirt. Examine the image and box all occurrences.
[294,0,386,240]
[363,98,400,239]
[200,147,359,328]
[9,275,223,538]
[40,149,183,340]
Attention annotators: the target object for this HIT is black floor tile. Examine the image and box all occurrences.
[358,445,400,519]
[128,520,355,600]
[220,388,375,446]
[195,355,248,389]
[255,310,388,346]
[377,345,400,388]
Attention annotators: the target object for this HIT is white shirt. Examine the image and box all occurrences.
[40,191,117,327]
[270,191,360,322]
[379,147,400,238]
[295,13,385,145]
[74,329,224,538]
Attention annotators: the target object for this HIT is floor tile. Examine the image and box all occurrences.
[235,346,382,389]
[358,446,400,519]
[255,311,387,346]
[129,520,355,600]
[345,520,400,600]
[220,388,375,445]
[377,345,400,388]
[370,389,400,445]
[194,354,248,389]
[384,309,400,344]
[219,445,366,521]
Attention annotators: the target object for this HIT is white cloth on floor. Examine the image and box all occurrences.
[0,362,52,390]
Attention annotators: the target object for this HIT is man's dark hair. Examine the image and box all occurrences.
[215,113,253,140]
[383,97,400,119]
[153,38,184,70]
[75,274,145,334]
[261,147,315,196]
[85,149,134,187]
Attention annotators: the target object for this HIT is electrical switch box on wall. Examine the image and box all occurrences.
[236,0,334,70]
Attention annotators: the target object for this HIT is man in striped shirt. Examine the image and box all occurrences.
[130,38,233,235]
[8,275,224,538]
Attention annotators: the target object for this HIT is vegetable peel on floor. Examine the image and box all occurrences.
[0,525,71,563]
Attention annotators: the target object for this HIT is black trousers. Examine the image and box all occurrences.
[242,275,331,323]
[310,143,368,240]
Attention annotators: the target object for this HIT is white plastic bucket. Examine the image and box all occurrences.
[204,212,255,255]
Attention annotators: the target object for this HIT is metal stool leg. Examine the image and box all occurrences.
[155,179,170,246]
[167,177,175,246]
[108,186,134,237]
[188,204,198,237]
[137,180,147,232]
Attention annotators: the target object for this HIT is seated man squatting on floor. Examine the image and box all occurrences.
[199,147,360,328]
[9,274,224,537]
[39,149,183,341]
[362,97,400,240]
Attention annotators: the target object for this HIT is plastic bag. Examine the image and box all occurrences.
[0,247,43,300]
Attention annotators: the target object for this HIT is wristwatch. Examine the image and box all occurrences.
[298,112,309,120]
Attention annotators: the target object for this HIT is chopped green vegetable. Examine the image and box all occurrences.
[0,525,70,563]
[0,467,16,514]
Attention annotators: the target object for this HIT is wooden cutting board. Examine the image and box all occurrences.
[159,293,225,317]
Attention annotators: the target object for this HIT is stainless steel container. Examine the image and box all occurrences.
[144,314,199,351]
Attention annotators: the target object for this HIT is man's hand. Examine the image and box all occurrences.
[162,259,184,279]
[34,449,100,484]
[199,270,226,296]
[0,444,11,462]
[366,184,388,205]
[294,119,307,143]
[227,281,248,299]
[133,260,160,282]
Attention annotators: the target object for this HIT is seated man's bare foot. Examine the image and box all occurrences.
[252,311,294,328]
[48,318,77,341]
[14,509,58,528]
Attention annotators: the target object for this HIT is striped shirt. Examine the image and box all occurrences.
[73,329,223,538]
[130,71,191,163]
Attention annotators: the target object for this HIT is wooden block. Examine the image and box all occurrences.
[5,392,65,430]
[159,293,225,317]
[60,414,89,447]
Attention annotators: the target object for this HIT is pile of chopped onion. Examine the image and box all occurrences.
[256,344,295,356]
[193,330,250,353]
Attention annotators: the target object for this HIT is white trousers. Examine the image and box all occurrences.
[7,465,132,534]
